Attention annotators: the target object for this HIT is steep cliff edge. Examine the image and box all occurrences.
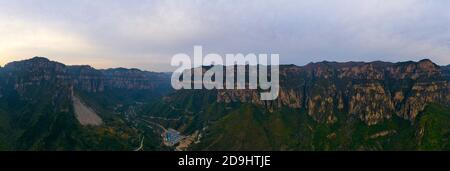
[442,65,450,104]
[0,57,171,150]
[442,65,450,80]
[166,59,449,126]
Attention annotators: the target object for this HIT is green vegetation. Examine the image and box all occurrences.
[416,104,450,150]
[0,83,161,151]
[1,58,449,151]
[188,103,450,151]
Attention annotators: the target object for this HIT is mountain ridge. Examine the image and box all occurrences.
[162,58,449,126]
[1,56,449,151]
[0,57,171,150]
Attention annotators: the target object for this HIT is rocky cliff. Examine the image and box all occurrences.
[210,60,449,125]
[0,57,171,150]
[1,57,448,150]
[1,57,171,95]
[442,65,450,105]
[2,57,447,127]
[442,65,450,81]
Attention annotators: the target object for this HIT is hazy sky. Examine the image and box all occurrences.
[1,0,449,71]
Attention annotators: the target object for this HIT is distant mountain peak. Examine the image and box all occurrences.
[3,56,66,71]
[29,56,50,61]
[18,56,55,64]
[416,59,439,72]
[419,58,433,63]
[418,58,437,66]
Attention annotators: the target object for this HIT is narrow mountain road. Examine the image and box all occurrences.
[134,135,145,151]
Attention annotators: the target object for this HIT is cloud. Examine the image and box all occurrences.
[0,0,449,71]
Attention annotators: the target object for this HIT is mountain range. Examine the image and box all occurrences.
[0,57,449,151]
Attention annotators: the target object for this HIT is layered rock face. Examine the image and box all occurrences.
[442,65,450,80]
[3,57,447,127]
[216,60,449,125]
[0,57,73,113]
[1,57,171,94]
[442,65,450,104]
[100,68,170,91]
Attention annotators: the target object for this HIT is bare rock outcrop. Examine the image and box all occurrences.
[214,59,449,125]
